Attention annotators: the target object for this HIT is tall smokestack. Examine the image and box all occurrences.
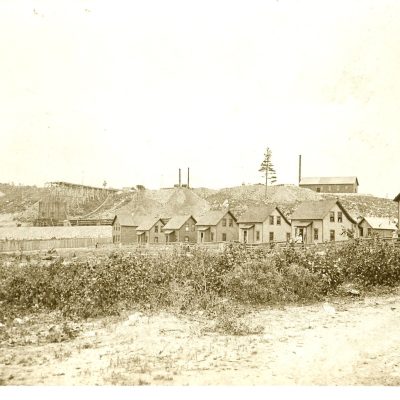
[179,168,181,187]
[298,155,302,185]
[187,167,190,188]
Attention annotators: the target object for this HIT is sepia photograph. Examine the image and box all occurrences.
[1,0,400,395]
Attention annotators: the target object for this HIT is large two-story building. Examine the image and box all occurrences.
[299,177,359,193]
[290,199,357,244]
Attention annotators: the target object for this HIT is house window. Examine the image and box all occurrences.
[330,230,335,241]
[229,219,233,227]
[256,231,260,241]
[269,216,274,225]
[337,212,343,223]
[316,187,321,193]
[368,228,372,236]
[286,232,291,242]
[155,225,158,233]
[330,212,335,222]
[222,218,227,227]
[314,228,319,240]
[277,216,281,225]
[191,224,195,231]
[269,232,274,242]
[211,232,214,241]
[154,237,158,243]
[185,223,189,231]
[359,227,363,237]
[222,233,227,241]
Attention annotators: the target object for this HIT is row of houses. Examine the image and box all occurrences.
[112,199,398,245]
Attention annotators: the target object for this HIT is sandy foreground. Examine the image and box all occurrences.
[1,293,400,386]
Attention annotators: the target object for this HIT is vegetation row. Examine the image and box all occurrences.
[1,239,400,322]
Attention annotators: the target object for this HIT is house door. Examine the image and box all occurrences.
[296,227,305,243]
[243,230,247,243]
[200,232,204,243]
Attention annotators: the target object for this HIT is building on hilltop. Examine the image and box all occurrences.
[290,199,357,244]
[237,205,291,244]
[195,210,238,243]
[299,177,359,193]
[358,217,397,238]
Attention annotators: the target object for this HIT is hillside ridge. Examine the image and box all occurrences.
[0,183,396,226]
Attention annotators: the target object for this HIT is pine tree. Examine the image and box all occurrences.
[259,147,277,199]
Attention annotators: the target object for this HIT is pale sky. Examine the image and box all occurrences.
[1,0,400,197]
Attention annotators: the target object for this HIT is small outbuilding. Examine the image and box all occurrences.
[358,217,397,238]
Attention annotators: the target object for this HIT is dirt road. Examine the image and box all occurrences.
[1,292,400,385]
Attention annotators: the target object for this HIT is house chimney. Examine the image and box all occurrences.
[187,167,190,189]
[179,168,181,187]
[298,155,302,185]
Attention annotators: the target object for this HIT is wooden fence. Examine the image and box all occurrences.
[1,236,398,255]
[0,237,112,253]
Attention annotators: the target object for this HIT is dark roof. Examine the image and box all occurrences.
[291,199,356,223]
[112,213,135,226]
[195,210,237,226]
[112,213,148,227]
[300,177,359,186]
[394,193,400,202]
[162,215,196,231]
[238,205,290,225]
[136,217,163,231]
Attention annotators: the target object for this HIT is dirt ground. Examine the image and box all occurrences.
[1,292,400,386]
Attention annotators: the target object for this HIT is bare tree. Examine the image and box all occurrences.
[259,147,277,199]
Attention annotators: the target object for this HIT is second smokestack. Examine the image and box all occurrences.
[298,155,302,185]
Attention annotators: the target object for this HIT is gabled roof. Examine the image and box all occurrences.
[300,176,359,186]
[112,213,148,227]
[112,213,135,226]
[291,199,356,223]
[238,205,290,225]
[394,193,400,202]
[136,216,163,231]
[358,217,397,231]
[162,215,196,231]
[195,210,237,226]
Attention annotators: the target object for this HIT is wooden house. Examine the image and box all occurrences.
[299,177,359,193]
[195,210,238,243]
[358,217,397,238]
[394,193,400,234]
[112,213,145,244]
[290,199,357,244]
[136,217,166,244]
[237,205,291,243]
[162,215,197,243]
